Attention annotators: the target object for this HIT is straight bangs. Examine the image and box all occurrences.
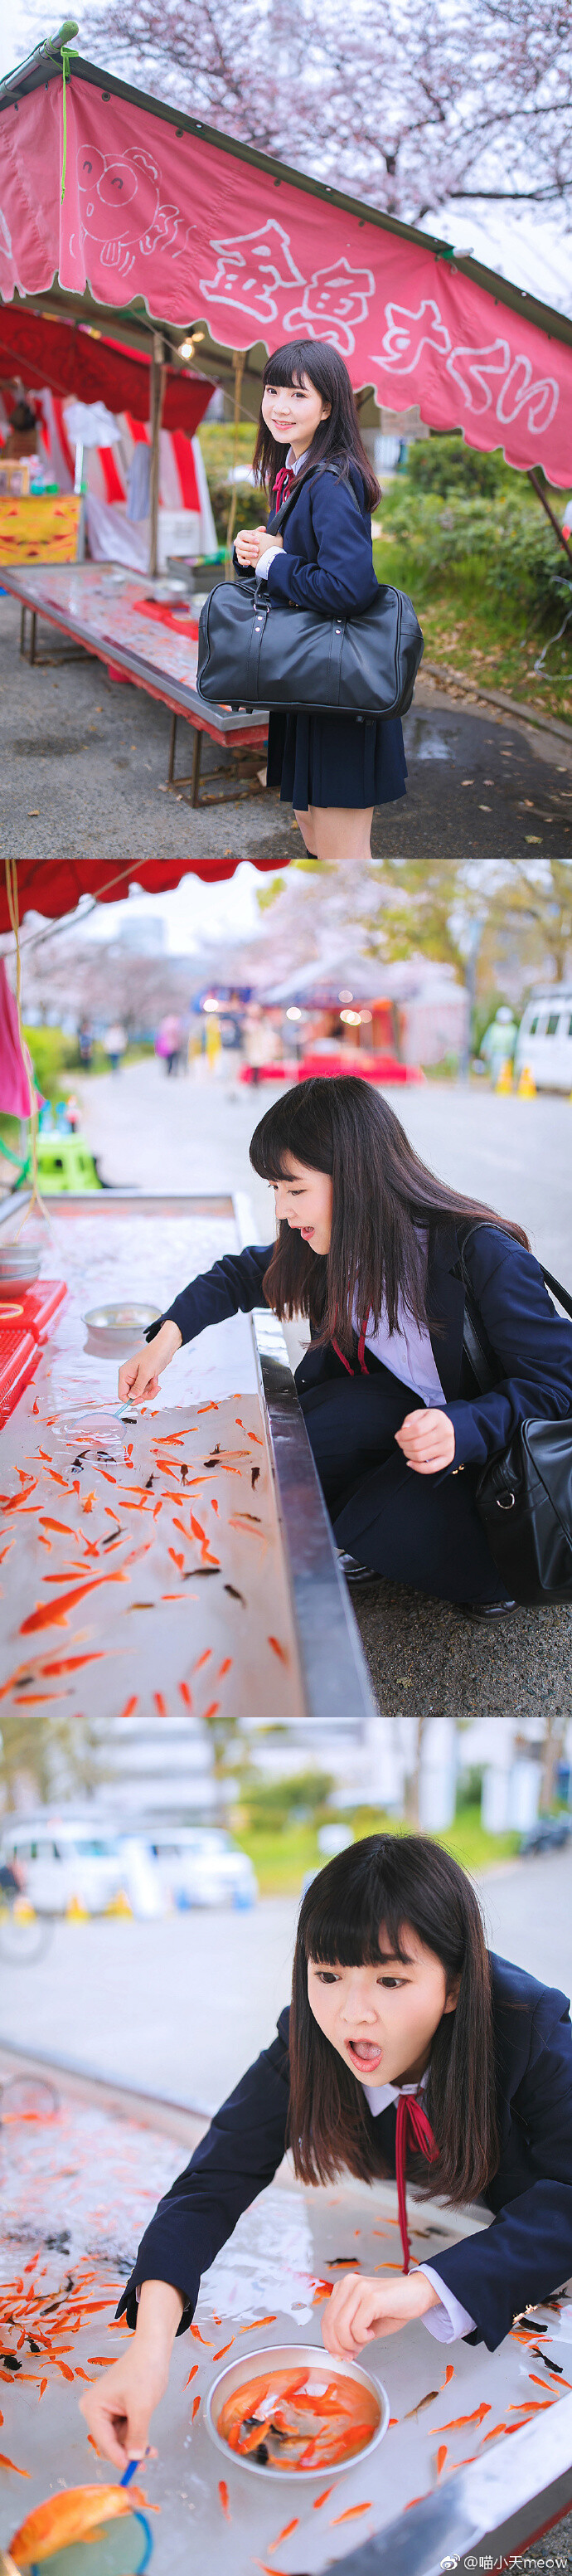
[288,1835,499,2204]
[300,1866,414,1975]
[262,343,315,390]
[250,1083,333,1186]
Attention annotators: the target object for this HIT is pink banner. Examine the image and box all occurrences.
[2,73,572,483]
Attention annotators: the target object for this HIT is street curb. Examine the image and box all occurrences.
[424,659,572,743]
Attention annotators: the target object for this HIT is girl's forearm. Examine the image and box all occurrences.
[136,2279,186,2353]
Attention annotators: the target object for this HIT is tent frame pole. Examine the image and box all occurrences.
[225,350,245,577]
[527,468,572,569]
[148,333,165,578]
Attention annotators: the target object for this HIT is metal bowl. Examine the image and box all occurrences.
[204,2341,389,2481]
[0,1249,41,1286]
[83,1302,162,1335]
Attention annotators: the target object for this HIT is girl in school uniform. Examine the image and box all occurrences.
[234,337,407,869]
[119,1074,572,1616]
[79,1833,572,2468]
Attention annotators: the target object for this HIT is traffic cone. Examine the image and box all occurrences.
[104,1889,133,1917]
[65,1895,89,1921]
[517,1064,536,1098]
[496,1058,513,1093]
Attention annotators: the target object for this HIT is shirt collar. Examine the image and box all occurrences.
[363,2067,429,2116]
[286,446,309,475]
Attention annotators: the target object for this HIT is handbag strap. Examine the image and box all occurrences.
[457,1222,572,1396]
[270,459,363,537]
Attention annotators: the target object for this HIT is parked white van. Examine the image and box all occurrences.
[0,1816,127,1916]
[514,988,572,1093]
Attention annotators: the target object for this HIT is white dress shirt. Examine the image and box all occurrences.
[352,1242,447,1410]
[362,2072,476,2343]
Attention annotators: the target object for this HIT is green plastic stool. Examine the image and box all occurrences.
[36,1135,101,1194]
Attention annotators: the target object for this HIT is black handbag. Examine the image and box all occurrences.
[196,465,424,720]
[458,1229,572,1605]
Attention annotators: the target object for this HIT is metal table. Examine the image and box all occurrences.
[0,1191,375,1721]
[0,2051,570,2576]
[0,564,268,806]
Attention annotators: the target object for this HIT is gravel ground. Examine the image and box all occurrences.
[79,1060,572,1717]
[1,585,571,863]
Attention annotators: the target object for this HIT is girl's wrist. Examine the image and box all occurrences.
[155,1319,182,1361]
[136,2279,185,2351]
[407,2270,439,2311]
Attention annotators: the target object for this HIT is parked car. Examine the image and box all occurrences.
[514,987,572,1093]
[519,1815,572,1856]
[147,1827,258,1909]
[0,1818,126,1916]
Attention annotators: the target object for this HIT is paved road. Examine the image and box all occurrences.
[80,1052,572,1277]
[1,1851,570,2113]
[1,584,570,867]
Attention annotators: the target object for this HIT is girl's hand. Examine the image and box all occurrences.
[235,527,284,567]
[78,2343,165,2471]
[322,2268,440,2358]
[79,2280,184,2469]
[118,1319,182,1407]
[395,1408,456,1475]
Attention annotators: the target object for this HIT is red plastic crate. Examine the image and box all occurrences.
[133,595,199,641]
[0,1279,67,1340]
[0,1325,39,1419]
[21,1278,68,1340]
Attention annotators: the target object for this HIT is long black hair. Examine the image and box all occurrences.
[250,1075,529,1356]
[251,339,381,511]
[289,1834,500,2205]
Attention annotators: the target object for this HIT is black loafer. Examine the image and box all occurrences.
[337,1549,377,1585]
[456,1598,517,1620]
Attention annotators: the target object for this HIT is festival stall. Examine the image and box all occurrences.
[1,29,571,781]
[0,306,216,567]
[1,28,572,484]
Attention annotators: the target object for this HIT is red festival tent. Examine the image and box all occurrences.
[1,29,571,926]
[0,305,213,434]
[2,34,572,480]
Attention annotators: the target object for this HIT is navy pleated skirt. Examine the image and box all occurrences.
[267,708,407,811]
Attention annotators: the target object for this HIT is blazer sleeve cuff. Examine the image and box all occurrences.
[419,2265,477,2341]
[444,1401,489,1467]
[116,2262,196,2336]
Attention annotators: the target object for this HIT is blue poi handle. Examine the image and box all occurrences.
[121,2457,153,2567]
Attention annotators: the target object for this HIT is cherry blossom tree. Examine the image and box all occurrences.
[76,0,572,225]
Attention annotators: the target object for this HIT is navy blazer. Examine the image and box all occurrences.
[117,1955,572,2354]
[235,459,379,620]
[148,1219,572,1472]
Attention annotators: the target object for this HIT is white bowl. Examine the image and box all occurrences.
[204,2341,389,2481]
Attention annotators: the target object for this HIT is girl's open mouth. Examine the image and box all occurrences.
[347,2040,383,2070]
[300,1226,314,1239]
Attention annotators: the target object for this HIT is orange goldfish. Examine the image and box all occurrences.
[10,2483,146,2566]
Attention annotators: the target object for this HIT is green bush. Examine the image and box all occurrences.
[22,1025,80,1099]
[408,435,516,499]
[378,483,571,622]
[208,477,264,543]
[241,1767,334,1834]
